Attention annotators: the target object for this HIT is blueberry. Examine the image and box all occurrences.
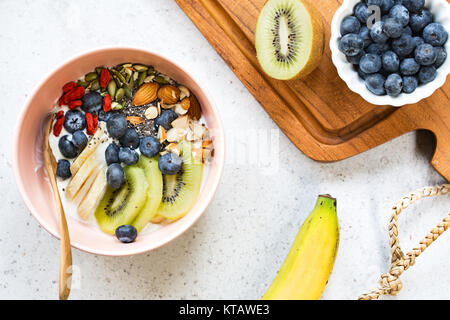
[81,92,103,115]
[367,0,384,8]
[370,21,389,44]
[381,0,395,13]
[72,130,88,151]
[355,3,370,24]
[389,5,409,27]
[159,152,183,175]
[434,47,447,68]
[105,143,120,165]
[58,135,79,158]
[423,23,448,47]
[402,0,424,13]
[115,225,137,243]
[400,58,421,75]
[118,147,139,165]
[415,43,437,66]
[418,65,437,83]
[341,16,361,36]
[385,73,403,96]
[119,128,140,149]
[106,163,125,189]
[98,110,112,122]
[154,109,179,130]
[106,113,127,139]
[367,42,390,55]
[56,159,71,179]
[359,26,373,48]
[139,136,161,158]
[392,34,415,57]
[63,110,86,134]
[383,18,403,38]
[412,36,424,47]
[409,9,433,33]
[358,67,370,79]
[402,76,418,93]
[382,51,400,72]
[347,50,365,64]
[360,53,382,73]
[365,73,386,95]
[403,26,412,36]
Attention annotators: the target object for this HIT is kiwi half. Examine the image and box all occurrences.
[131,155,163,232]
[157,142,203,221]
[255,0,324,80]
[95,166,149,234]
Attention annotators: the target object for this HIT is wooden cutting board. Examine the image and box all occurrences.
[176,0,450,180]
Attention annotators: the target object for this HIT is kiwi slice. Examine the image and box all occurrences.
[255,0,324,80]
[131,155,163,232]
[95,166,149,234]
[157,142,203,221]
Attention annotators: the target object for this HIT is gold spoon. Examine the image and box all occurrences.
[43,114,72,300]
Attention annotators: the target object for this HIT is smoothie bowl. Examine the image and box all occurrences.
[13,47,224,256]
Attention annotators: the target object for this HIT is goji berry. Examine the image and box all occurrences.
[62,81,77,93]
[68,100,83,110]
[103,94,111,112]
[53,115,65,137]
[85,112,98,135]
[56,110,64,119]
[99,68,110,89]
[58,97,65,106]
[62,86,85,104]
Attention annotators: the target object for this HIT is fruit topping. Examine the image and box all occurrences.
[360,53,382,74]
[365,73,386,96]
[118,147,139,165]
[56,159,72,179]
[58,135,79,158]
[103,94,111,112]
[115,225,138,243]
[119,128,140,149]
[81,92,103,114]
[415,43,437,66]
[154,109,178,131]
[105,143,120,165]
[340,16,361,36]
[159,152,183,175]
[423,23,448,47]
[339,33,365,56]
[72,130,88,151]
[385,73,403,97]
[85,112,98,135]
[106,163,125,189]
[64,110,86,134]
[418,65,437,84]
[68,100,83,110]
[99,68,111,89]
[402,76,418,93]
[106,113,127,138]
[62,81,77,93]
[53,112,65,137]
[139,136,161,158]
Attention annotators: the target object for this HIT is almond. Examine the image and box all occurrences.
[190,122,207,140]
[202,148,212,163]
[132,82,159,106]
[174,103,188,115]
[180,97,191,110]
[158,85,180,104]
[188,93,201,120]
[166,128,186,142]
[171,115,189,129]
[158,126,167,143]
[160,101,174,110]
[144,106,159,120]
[179,86,190,100]
[165,143,181,156]
[126,116,145,125]
[191,148,203,163]
[202,139,213,150]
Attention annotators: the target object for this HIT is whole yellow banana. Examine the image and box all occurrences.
[262,194,339,300]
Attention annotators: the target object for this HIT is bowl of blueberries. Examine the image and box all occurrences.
[330,0,450,106]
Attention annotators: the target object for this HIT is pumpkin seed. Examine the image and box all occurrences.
[129,73,135,88]
[138,71,147,86]
[111,69,127,84]
[85,72,97,82]
[107,80,117,98]
[124,87,133,99]
[115,88,125,101]
[111,102,123,111]
[133,64,148,72]
[121,63,132,69]
[77,80,89,88]
[95,67,103,75]
[90,80,100,91]
[153,75,169,84]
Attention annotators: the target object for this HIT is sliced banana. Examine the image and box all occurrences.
[78,166,107,220]
[70,122,107,176]
[66,153,102,201]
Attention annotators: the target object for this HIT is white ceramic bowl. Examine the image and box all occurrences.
[330,0,450,107]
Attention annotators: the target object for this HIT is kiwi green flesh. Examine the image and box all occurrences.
[95,166,149,234]
[255,0,314,80]
[131,155,163,232]
[157,142,203,221]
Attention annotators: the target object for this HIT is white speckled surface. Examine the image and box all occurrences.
[2,0,450,299]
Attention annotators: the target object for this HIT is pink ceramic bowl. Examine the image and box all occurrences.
[13,47,225,256]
